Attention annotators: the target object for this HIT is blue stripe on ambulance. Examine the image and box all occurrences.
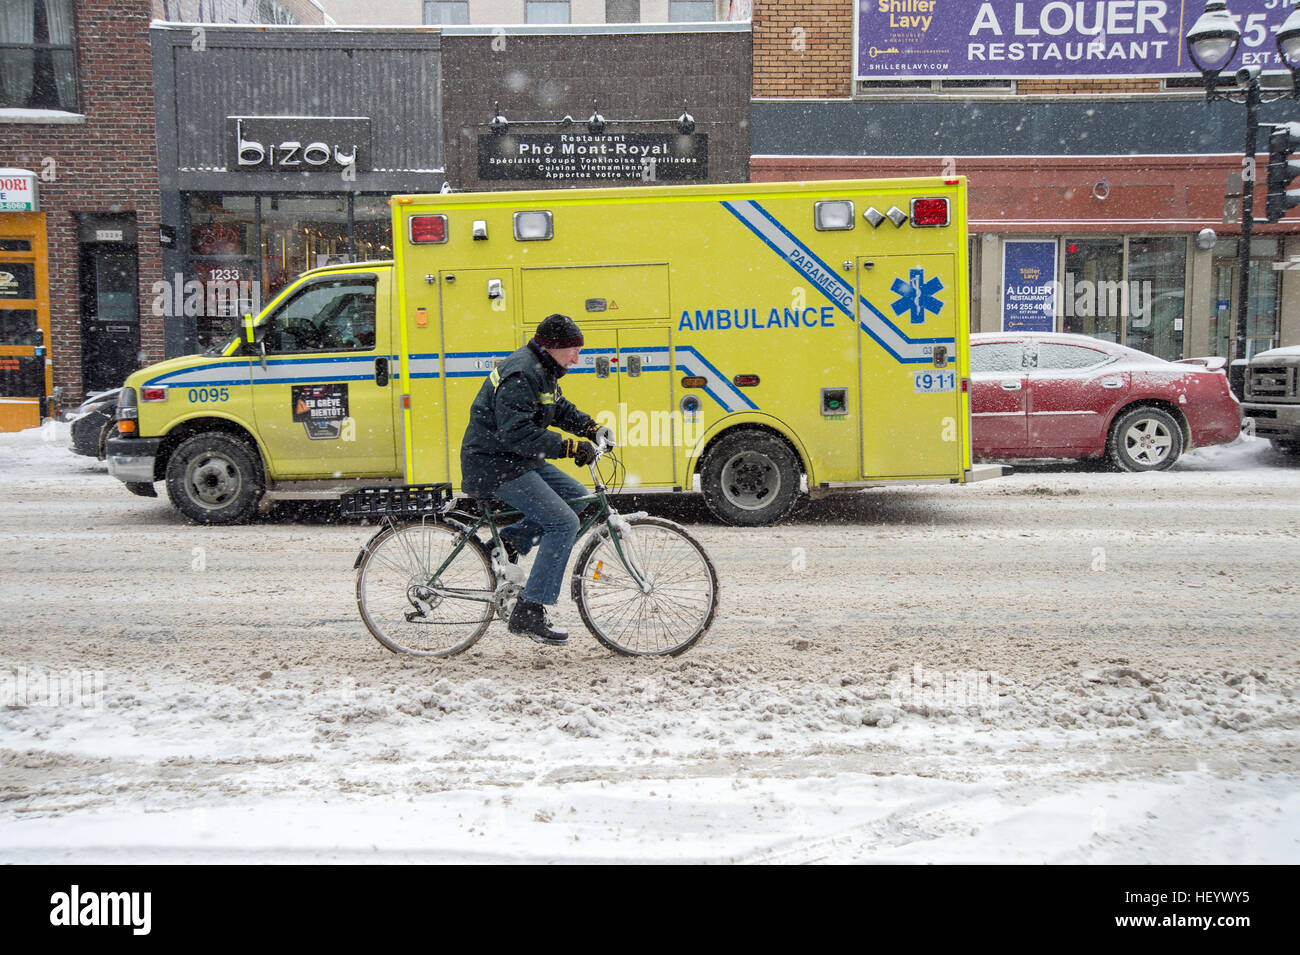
[720,200,955,365]
[146,355,380,388]
[158,348,752,414]
[249,356,378,386]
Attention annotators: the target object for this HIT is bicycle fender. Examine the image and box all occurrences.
[353,525,389,569]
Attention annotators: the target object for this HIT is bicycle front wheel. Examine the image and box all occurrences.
[571,516,719,656]
[356,520,496,657]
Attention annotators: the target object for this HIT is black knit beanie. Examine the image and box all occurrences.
[533,313,584,349]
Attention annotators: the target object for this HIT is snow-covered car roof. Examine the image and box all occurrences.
[1251,345,1300,361]
[969,331,1170,367]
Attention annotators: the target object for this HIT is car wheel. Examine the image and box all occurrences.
[700,430,801,526]
[164,433,263,524]
[1107,406,1184,472]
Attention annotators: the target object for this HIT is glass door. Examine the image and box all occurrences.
[79,243,139,395]
[1211,238,1280,359]
[0,219,50,430]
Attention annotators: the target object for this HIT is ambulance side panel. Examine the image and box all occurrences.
[392,179,969,495]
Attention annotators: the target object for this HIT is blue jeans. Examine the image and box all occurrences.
[493,463,589,606]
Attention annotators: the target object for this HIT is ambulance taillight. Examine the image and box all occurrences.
[409,214,448,244]
[910,198,950,228]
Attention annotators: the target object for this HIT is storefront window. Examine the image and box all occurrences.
[260,196,351,302]
[1126,237,1187,361]
[183,193,394,348]
[188,195,259,347]
[1062,238,1123,343]
[353,197,394,262]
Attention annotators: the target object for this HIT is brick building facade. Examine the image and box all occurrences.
[1,0,163,421]
[0,0,335,428]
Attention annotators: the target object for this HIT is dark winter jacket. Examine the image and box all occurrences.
[459,340,595,497]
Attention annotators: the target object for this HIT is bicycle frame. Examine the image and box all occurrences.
[412,455,651,604]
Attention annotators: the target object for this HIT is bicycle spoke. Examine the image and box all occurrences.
[357,523,495,657]
[575,519,717,656]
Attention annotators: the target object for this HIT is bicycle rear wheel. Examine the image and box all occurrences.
[571,516,719,656]
[356,520,496,657]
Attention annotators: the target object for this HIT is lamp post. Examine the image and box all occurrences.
[1186,0,1300,362]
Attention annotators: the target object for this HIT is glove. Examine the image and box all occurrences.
[585,424,615,448]
[563,438,598,467]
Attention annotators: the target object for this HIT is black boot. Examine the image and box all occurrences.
[508,599,568,646]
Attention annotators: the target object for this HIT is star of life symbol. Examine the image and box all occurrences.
[891,269,945,324]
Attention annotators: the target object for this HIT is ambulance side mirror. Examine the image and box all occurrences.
[242,314,267,369]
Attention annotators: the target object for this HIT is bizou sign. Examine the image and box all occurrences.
[226,117,372,173]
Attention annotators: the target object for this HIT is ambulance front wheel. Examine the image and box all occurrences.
[165,432,264,524]
[700,430,801,526]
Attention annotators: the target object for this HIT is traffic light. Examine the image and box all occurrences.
[1266,122,1300,223]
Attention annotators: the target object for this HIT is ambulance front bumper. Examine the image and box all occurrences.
[106,436,161,483]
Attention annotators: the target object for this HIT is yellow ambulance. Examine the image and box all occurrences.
[108,177,1000,525]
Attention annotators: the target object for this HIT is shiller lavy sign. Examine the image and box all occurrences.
[856,0,1294,79]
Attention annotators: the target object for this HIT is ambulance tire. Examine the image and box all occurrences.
[165,432,264,524]
[700,430,801,526]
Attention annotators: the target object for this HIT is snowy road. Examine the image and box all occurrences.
[1,425,1298,863]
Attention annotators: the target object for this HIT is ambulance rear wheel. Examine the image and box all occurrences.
[700,430,801,526]
[165,432,263,524]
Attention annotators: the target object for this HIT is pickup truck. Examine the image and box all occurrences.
[1241,345,1300,453]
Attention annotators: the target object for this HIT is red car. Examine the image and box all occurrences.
[969,333,1241,471]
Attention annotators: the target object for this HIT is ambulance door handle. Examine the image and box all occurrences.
[626,355,642,377]
[487,278,503,300]
[375,357,390,387]
[595,356,611,378]
[861,260,874,270]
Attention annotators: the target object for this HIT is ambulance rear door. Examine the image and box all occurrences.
[522,264,675,488]
[433,268,519,487]
[857,252,964,478]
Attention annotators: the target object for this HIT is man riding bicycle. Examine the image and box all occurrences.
[460,313,612,646]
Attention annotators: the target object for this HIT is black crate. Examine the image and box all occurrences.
[339,483,454,518]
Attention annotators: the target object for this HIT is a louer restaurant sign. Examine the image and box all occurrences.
[0,169,39,212]
[857,0,1292,79]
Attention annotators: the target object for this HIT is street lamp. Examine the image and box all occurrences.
[1186,0,1300,362]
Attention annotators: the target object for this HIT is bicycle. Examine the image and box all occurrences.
[341,441,719,658]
